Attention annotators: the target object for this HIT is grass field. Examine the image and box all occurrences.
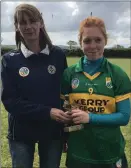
[1,57,131,168]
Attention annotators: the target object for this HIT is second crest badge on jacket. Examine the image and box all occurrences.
[48,65,56,74]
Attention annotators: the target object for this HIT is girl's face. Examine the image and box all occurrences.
[81,26,106,60]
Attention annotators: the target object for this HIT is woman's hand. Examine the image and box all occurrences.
[71,109,90,124]
[50,108,71,123]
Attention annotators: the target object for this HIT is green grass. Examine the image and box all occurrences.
[1,58,131,167]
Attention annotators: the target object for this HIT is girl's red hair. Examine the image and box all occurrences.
[79,16,107,45]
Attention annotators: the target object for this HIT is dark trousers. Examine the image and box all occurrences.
[67,153,128,168]
[9,139,63,168]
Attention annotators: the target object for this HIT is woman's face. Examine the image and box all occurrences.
[16,13,42,42]
[81,26,106,60]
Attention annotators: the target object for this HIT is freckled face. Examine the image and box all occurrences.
[81,26,106,60]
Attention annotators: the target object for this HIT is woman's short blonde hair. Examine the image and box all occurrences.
[79,16,107,46]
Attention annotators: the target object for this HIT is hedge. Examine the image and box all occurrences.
[1,46,131,58]
[1,46,17,55]
[65,48,131,58]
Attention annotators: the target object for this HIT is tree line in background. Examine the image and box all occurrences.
[66,41,131,58]
[66,40,131,50]
[1,40,131,58]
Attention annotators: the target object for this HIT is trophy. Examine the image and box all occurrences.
[63,95,84,132]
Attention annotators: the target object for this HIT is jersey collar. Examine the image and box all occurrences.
[75,56,108,73]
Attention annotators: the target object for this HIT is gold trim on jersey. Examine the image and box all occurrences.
[83,72,101,80]
[69,93,116,114]
[115,93,131,102]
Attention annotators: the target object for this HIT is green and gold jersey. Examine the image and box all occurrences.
[61,57,131,164]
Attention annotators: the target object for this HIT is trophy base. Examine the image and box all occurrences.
[64,124,84,132]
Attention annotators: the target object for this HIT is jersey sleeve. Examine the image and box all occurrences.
[60,68,72,100]
[89,98,131,126]
[113,67,131,102]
